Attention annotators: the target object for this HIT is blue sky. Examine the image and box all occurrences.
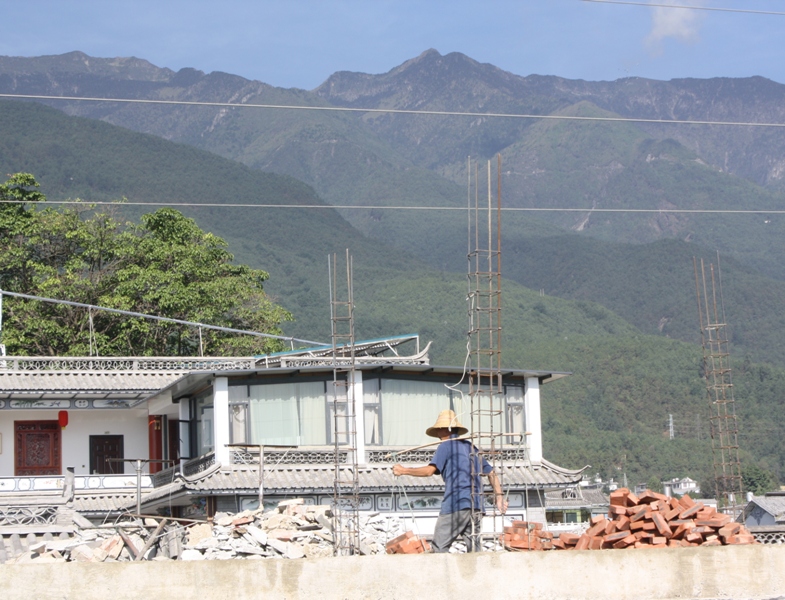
[3,1,785,89]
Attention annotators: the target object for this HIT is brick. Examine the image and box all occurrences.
[718,523,742,538]
[630,506,650,523]
[386,531,413,547]
[701,539,722,547]
[610,490,629,507]
[552,538,566,550]
[668,539,681,548]
[672,521,695,540]
[604,520,618,535]
[654,500,670,513]
[685,532,703,544]
[625,492,640,507]
[559,532,581,546]
[678,494,696,509]
[664,506,682,521]
[679,503,703,520]
[232,516,254,526]
[588,536,604,550]
[590,515,606,525]
[574,534,591,550]
[586,519,608,537]
[651,512,673,537]
[537,531,554,540]
[609,505,627,516]
[730,534,756,545]
[696,516,731,529]
[616,515,631,531]
[612,534,637,549]
[651,536,667,545]
[603,531,631,544]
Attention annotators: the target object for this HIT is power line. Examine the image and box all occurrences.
[2,93,785,128]
[1,199,784,215]
[0,289,328,347]
[581,0,785,16]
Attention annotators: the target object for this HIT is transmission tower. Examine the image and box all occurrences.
[467,155,505,548]
[329,250,361,555]
[693,256,743,513]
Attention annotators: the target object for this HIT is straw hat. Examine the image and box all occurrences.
[425,409,468,438]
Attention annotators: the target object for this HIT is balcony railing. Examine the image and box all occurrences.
[0,356,256,372]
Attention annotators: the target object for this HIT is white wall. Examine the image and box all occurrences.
[0,409,148,476]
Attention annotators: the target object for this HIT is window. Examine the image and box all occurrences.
[194,390,214,456]
[230,381,327,446]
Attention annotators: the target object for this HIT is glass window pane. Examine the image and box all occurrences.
[247,381,326,445]
[380,379,452,446]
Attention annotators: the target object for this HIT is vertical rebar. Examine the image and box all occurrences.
[330,251,360,555]
[467,155,505,550]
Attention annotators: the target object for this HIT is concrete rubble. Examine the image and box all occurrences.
[1,498,412,564]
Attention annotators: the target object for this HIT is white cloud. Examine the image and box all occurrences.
[645,0,706,54]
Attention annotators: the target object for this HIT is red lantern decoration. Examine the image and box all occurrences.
[58,410,69,429]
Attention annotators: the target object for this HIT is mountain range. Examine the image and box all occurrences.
[1,49,784,489]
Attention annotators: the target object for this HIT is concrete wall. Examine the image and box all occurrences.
[2,544,783,600]
[0,409,148,476]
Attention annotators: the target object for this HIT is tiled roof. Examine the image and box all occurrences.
[141,459,586,507]
[0,371,184,397]
[73,490,139,514]
[544,486,609,509]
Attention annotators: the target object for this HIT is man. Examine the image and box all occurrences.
[392,410,508,552]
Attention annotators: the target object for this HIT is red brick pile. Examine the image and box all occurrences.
[501,521,555,551]
[555,488,756,551]
[385,531,431,554]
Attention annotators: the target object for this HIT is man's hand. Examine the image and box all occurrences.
[392,464,405,476]
[495,494,508,515]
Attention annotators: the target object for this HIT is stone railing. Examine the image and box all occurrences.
[0,356,256,372]
[750,525,785,544]
[183,452,216,477]
[0,474,152,494]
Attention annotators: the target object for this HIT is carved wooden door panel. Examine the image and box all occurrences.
[14,421,62,476]
[89,435,124,474]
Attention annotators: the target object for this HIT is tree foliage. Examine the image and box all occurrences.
[0,174,291,356]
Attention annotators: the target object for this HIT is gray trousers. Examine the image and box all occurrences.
[431,509,484,553]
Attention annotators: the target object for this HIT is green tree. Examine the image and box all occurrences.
[742,464,777,496]
[0,174,292,356]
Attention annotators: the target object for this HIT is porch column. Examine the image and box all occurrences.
[178,398,190,470]
[352,371,365,465]
[524,377,543,464]
[214,377,230,465]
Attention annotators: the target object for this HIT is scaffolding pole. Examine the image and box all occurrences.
[467,155,505,549]
[693,256,744,514]
[329,251,361,555]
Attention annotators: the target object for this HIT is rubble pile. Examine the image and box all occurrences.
[2,499,411,564]
[556,488,757,551]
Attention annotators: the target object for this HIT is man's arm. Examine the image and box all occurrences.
[487,471,508,514]
[393,464,437,477]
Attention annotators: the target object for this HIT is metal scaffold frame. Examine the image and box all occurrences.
[467,155,505,547]
[329,250,361,555]
[693,256,744,513]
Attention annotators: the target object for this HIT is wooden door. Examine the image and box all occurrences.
[14,421,62,476]
[89,435,124,474]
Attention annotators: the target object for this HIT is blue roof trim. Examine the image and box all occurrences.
[253,333,419,359]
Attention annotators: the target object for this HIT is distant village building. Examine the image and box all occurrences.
[741,491,785,527]
[662,477,700,498]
